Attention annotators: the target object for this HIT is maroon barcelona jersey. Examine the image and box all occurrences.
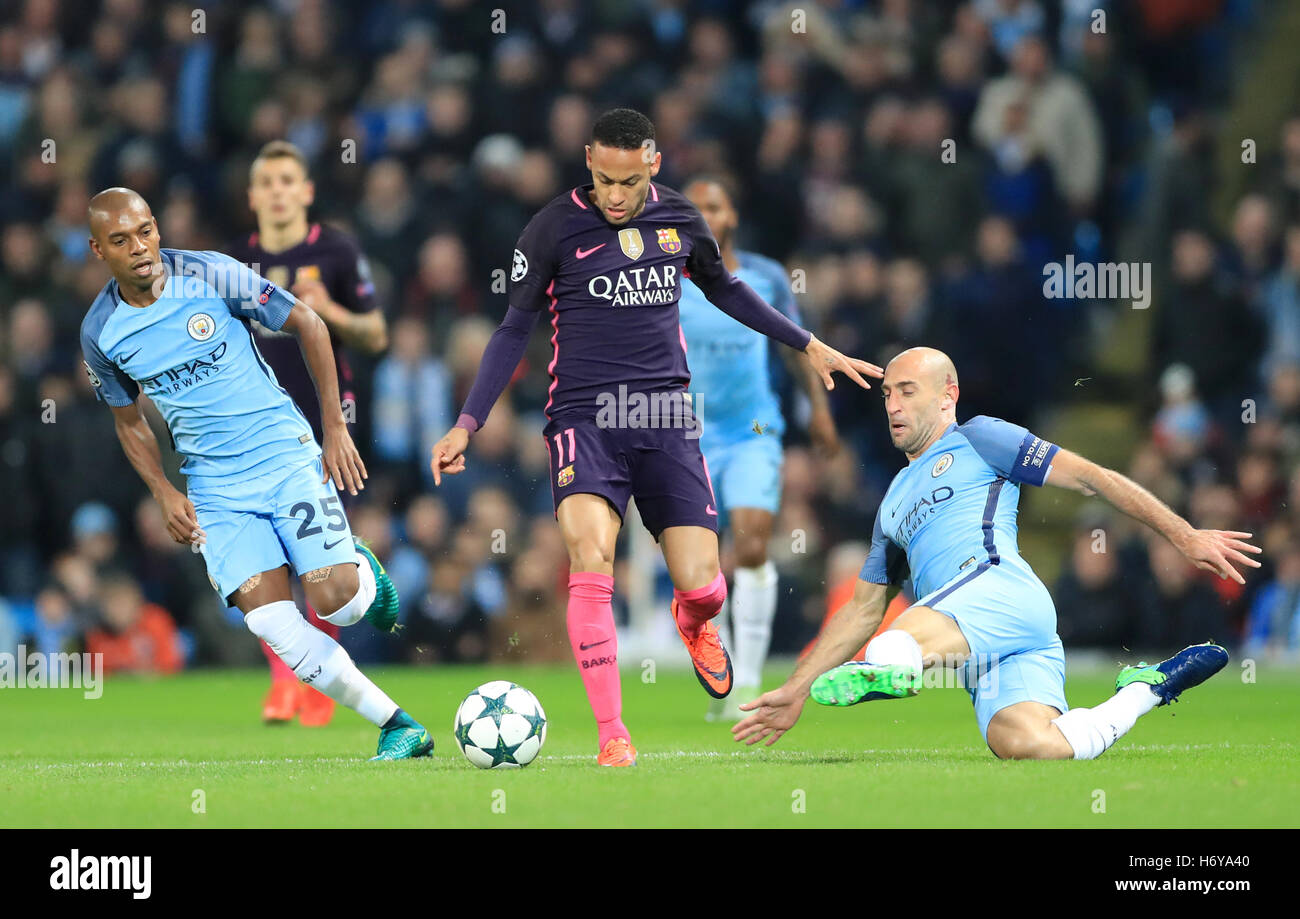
[226,222,377,440]
[510,183,729,419]
[458,182,808,433]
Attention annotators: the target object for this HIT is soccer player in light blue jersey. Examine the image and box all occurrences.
[735,347,1262,759]
[80,188,429,760]
[679,177,840,720]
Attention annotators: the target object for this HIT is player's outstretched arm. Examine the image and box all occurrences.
[109,401,202,547]
[733,579,888,747]
[1047,448,1262,584]
[429,306,541,486]
[281,301,367,495]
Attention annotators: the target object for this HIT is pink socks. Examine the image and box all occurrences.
[567,572,628,747]
[673,571,727,639]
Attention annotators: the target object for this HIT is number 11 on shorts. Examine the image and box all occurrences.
[553,427,576,464]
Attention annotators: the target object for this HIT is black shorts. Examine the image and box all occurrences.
[542,413,719,540]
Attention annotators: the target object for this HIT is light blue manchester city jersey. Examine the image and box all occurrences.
[80,248,318,481]
[860,416,1060,599]
[678,250,800,441]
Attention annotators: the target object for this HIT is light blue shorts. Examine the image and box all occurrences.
[914,560,1068,742]
[701,433,784,524]
[189,456,356,602]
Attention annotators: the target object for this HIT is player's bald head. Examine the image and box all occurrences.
[885,347,959,390]
[881,347,960,458]
[87,187,152,239]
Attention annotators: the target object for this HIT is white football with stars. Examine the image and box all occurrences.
[453,681,548,769]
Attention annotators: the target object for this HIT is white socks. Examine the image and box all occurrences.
[244,600,397,726]
[731,562,779,691]
[865,629,923,674]
[317,555,377,627]
[1051,683,1160,760]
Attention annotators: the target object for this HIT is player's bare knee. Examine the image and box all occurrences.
[303,563,358,615]
[990,725,1067,761]
[567,538,615,573]
[673,558,722,594]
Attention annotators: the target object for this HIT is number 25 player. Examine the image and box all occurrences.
[81,188,427,761]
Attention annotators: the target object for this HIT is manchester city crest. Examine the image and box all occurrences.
[931,452,954,477]
[187,312,215,341]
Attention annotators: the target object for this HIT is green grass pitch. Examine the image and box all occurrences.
[2,662,1297,828]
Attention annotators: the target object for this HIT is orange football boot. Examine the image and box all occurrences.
[262,679,299,724]
[597,736,637,766]
[298,684,336,726]
[671,599,734,699]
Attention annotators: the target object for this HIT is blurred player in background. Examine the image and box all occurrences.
[81,188,426,761]
[430,108,881,766]
[227,141,389,727]
[678,176,840,720]
[735,348,1261,760]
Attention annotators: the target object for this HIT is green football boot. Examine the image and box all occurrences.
[370,709,434,761]
[1114,642,1229,706]
[354,536,399,633]
[810,661,922,706]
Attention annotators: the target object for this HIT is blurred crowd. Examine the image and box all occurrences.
[1,0,1298,674]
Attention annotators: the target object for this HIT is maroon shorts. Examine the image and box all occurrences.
[543,413,719,540]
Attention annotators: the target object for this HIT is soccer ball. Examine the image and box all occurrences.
[453,681,548,769]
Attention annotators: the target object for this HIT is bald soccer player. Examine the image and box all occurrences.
[734,348,1262,760]
[79,188,428,760]
[228,139,389,728]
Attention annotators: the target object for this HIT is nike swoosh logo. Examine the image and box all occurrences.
[705,505,718,516]
[323,537,347,550]
[579,639,611,650]
[575,244,607,259]
[118,349,141,365]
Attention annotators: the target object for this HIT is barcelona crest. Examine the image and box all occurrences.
[656,228,681,254]
[557,464,575,487]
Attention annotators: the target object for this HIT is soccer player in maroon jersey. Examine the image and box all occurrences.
[227,141,389,727]
[430,109,881,766]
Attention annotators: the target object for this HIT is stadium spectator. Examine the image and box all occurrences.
[1257,223,1300,380]
[1244,537,1300,662]
[131,496,256,668]
[1134,537,1237,652]
[0,365,39,599]
[24,584,80,657]
[972,33,1104,213]
[405,550,489,664]
[84,571,183,675]
[68,501,124,571]
[1154,229,1264,424]
[371,315,453,494]
[1054,520,1148,649]
[489,545,570,664]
